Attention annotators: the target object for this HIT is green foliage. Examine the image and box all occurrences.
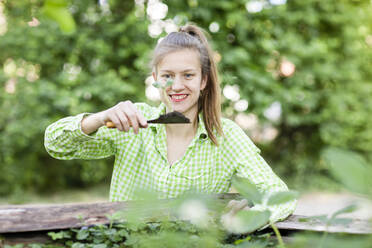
[233,210,271,234]
[0,0,372,195]
[8,193,289,248]
[4,186,369,248]
[40,220,275,248]
[0,0,152,195]
[231,176,298,246]
[43,0,76,33]
[294,146,372,248]
[321,147,372,195]
[162,0,372,189]
[267,191,298,206]
[288,233,372,248]
[231,176,263,204]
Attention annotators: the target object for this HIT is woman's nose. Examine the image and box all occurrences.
[171,75,184,91]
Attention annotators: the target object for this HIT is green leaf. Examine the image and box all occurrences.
[301,215,329,223]
[322,147,371,195]
[152,81,161,88]
[42,0,76,34]
[267,190,298,206]
[232,176,263,204]
[76,229,89,240]
[71,243,85,248]
[329,218,353,226]
[44,0,68,7]
[165,79,174,87]
[4,245,24,248]
[47,230,71,240]
[331,204,358,219]
[92,245,107,248]
[233,210,271,233]
[29,245,43,248]
[124,236,139,246]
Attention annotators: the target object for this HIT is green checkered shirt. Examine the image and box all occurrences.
[45,102,296,223]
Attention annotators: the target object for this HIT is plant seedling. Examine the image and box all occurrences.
[228,176,299,248]
[151,78,190,124]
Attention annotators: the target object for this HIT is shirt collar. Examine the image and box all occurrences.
[196,113,208,140]
[149,103,166,133]
[149,103,208,141]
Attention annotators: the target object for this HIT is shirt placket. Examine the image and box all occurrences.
[154,125,172,196]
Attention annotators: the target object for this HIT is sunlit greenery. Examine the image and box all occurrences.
[3,156,372,247]
[0,0,372,197]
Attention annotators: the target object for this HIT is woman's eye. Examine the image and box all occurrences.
[185,74,194,79]
[162,74,171,79]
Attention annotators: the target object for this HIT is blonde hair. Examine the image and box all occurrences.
[151,24,223,145]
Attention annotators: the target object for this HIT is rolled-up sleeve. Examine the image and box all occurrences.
[222,119,297,223]
[44,113,117,160]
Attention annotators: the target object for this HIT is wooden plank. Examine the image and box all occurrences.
[0,201,163,233]
[275,214,372,234]
[0,194,237,233]
[1,231,52,246]
[0,194,370,235]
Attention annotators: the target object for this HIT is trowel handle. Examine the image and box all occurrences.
[105,121,149,128]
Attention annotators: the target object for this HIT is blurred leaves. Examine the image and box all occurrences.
[267,191,298,206]
[232,176,262,204]
[322,147,372,195]
[234,210,271,234]
[0,0,372,196]
[0,0,150,196]
[331,204,358,219]
[42,0,76,34]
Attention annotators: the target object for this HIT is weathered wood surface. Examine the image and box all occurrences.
[275,214,371,234]
[0,201,128,233]
[0,194,236,233]
[0,193,370,235]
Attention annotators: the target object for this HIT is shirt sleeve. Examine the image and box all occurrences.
[44,102,155,161]
[222,119,297,224]
[44,113,119,160]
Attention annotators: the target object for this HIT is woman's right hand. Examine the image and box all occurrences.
[82,101,148,135]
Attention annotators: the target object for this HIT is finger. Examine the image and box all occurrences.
[226,200,239,210]
[243,206,250,211]
[115,110,130,132]
[137,111,148,128]
[125,109,139,134]
[109,113,123,131]
[235,199,248,211]
[231,199,248,214]
[129,104,148,128]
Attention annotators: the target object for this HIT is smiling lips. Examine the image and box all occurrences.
[170,94,188,102]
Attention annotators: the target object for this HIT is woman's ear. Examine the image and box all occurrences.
[152,71,157,81]
[201,75,207,90]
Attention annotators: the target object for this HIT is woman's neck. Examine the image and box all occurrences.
[164,104,199,139]
[165,113,198,140]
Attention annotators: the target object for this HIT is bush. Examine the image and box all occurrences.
[0,0,371,195]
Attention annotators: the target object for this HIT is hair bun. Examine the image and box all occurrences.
[179,26,196,37]
[187,30,196,36]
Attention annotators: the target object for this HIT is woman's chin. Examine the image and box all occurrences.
[169,102,198,117]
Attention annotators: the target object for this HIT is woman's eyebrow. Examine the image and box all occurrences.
[160,69,197,73]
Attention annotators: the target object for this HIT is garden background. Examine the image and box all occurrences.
[0,0,372,204]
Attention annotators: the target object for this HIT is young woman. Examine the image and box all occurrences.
[45,24,296,225]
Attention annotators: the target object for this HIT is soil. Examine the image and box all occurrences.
[148,111,190,124]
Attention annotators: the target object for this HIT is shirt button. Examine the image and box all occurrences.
[200,133,207,139]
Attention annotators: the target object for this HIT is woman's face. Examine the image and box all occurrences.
[153,49,207,118]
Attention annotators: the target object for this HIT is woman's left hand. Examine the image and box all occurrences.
[221,199,250,230]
